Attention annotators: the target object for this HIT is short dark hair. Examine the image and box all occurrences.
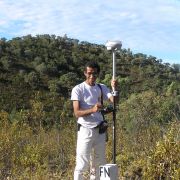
[84,61,100,73]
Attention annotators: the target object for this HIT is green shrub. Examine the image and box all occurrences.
[143,120,180,179]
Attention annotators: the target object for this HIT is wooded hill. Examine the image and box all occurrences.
[0,35,180,179]
[0,35,179,112]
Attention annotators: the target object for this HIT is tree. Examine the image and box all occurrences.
[59,72,81,96]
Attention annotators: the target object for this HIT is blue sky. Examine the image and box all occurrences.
[0,0,180,65]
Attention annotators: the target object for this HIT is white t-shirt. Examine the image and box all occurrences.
[71,81,112,128]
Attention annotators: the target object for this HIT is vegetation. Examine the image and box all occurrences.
[0,34,180,179]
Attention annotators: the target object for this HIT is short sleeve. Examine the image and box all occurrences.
[71,85,81,101]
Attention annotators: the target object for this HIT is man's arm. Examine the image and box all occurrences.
[73,100,102,118]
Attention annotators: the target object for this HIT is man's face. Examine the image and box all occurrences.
[84,67,99,86]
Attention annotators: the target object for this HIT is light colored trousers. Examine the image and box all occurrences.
[74,125,106,180]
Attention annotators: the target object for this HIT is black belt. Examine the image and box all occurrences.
[77,121,107,134]
[77,123,100,131]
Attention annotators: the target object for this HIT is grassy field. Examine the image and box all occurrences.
[0,110,179,179]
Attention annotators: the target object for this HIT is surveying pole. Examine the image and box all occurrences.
[105,40,122,164]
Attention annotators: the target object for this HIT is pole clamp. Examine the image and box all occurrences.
[112,90,118,97]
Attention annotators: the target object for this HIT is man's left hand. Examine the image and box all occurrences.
[111,79,117,89]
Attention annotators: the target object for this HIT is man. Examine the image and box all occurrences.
[71,61,117,180]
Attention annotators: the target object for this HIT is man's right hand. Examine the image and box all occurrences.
[92,103,102,113]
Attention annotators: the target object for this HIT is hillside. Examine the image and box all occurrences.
[0,35,179,112]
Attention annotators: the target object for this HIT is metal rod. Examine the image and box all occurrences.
[113,95,116,164]
[112,50,117,164]
[112,51,116,80]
